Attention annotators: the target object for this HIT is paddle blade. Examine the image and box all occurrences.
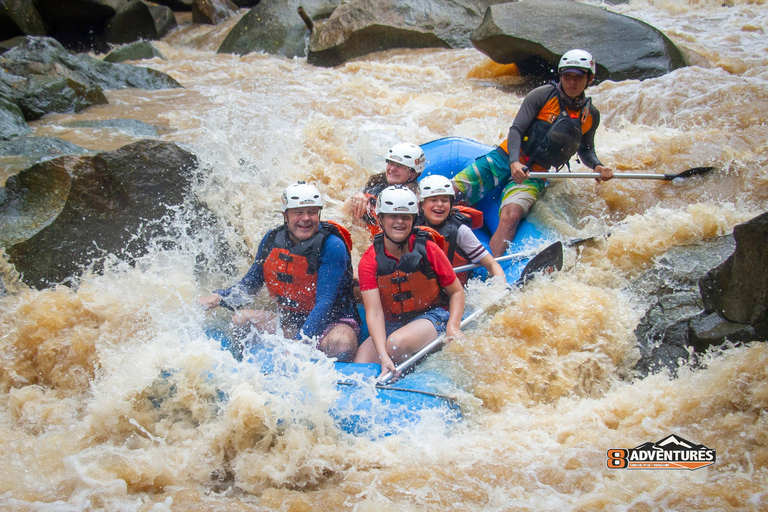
[515,241,563,286]
[664,166,717,180]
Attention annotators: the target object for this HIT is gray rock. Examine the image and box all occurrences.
[470,0,688,82]
[103,40,167,62]
[0,0,47,39]
[192,0,239,25]
[218,0,341,58]
[3,140,200,288]
[65,119,158,137]
[0,96,31,140]
[307,0,495,67]
[700,211,768,325]
[105,0,178,45]
[0,136,88,158]
[688,312,758,352]
[9,75,108,121]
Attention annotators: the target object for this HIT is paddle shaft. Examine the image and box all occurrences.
[528,168,713,181]
[377,307,485,385]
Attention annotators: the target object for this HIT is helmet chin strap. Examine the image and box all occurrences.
[379,215,411,251]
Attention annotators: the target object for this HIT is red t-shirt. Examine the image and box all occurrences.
[358,234,457,292]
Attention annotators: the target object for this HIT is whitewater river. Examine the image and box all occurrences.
[2,0,767,510]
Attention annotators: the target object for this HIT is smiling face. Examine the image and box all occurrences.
[385,160,417,185]
[284,206,321,241]
[380,213,414,243]
[421,195,452,226]
[560,71,591,100]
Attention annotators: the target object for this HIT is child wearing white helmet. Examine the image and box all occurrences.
[353,185,465,379]
[451,49,613,257]
[200,181,360,361]
[348,142,425,238]
[417,174,506,285]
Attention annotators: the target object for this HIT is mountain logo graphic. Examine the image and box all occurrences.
[607,434,716,470]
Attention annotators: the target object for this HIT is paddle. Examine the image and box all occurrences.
[527,166,716,181]
[377,241,564,385]
[453,237,589,274]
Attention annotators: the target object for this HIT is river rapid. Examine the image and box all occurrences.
[2,0,767,510]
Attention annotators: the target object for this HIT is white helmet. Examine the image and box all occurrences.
[375,185,419,215]
[418,174,455,201]
[558,49,596,76]
[386,142,425,175]
[281,181,324,212]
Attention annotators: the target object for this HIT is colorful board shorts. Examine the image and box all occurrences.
[452,148,547,215]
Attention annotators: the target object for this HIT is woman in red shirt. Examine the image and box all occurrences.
[353,185,465,378]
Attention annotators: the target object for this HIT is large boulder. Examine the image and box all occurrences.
[0,37,180,126]
[631,235,736,376]
[307,0,505,67]
[32,0,122,51]
[470,0,688,82]
[0,0,47,39]
[0,136,89,173]
[700,211,768,326]
[105,0,178,45]
[217,0,340,58]
[0,140,212,289]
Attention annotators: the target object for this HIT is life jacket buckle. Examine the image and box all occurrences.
[277,272,293,283]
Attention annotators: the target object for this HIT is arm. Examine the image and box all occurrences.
[443,279,465,342]
[296,236,349,339]
[577,106,613,181]
[456,225,508,284]
[199,232,270,310]
[361,288,396,376]
[508,85,555,184]
[478,253,506,281]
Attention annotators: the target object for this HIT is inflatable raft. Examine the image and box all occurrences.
[204,138,554,437]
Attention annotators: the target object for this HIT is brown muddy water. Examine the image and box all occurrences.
[1,1,767,510]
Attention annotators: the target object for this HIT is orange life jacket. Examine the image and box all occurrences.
[262,221,354,314]
[417,206,483,286]
[499,83,594,171]
[373,229,445,322]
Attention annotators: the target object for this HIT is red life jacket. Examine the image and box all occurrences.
[373,229,445,322]
[262,221,353,314]
[418,206,483,286]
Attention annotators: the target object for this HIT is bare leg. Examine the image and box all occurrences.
[231,309,278,337]
[386,319,439,364]
[489,203,525,257]
[317,323,358,362]
[353,336,378,363]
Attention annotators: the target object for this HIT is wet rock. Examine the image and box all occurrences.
[0,0,47,40]
[307,0,503,67]
[231,0,259,7]
[1,140,210,289]
[193,0,239,25]
[103,40,167,62]
[33,0,121,51]
[0,36,180,125]
[218,0,340,58]
[699,211,768,326]
[630,235,736,376]
[0,136,88,160]
[65,119,158,137]
[105,0,178,45]
[470,0,688,83]
[0,96,31,140]
[688,312,759,352]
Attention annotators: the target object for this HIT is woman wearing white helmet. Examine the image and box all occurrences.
[348,142,425,238]
[416,175,506,285]
[200,181,360,361]
[452,48,613,257]
[353,185,465,379]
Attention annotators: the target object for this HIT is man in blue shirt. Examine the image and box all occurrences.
[200,182,360,361]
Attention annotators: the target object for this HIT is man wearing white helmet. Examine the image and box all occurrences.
[353,185,465,379]
[200,181,360,361]
[452,49,613,256]
[348,142,425,236]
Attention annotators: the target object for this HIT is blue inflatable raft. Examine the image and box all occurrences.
[205,138,553,437]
